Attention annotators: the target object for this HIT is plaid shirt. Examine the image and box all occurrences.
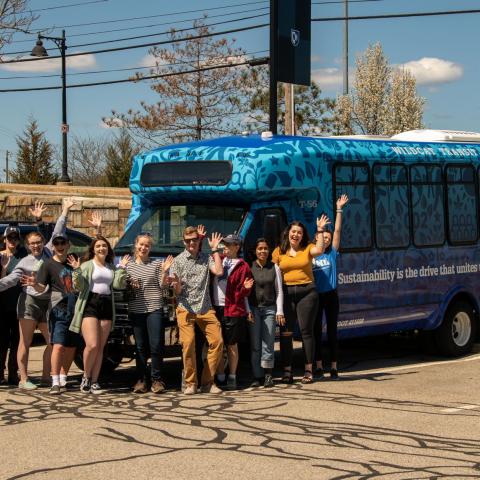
[171,250,214,314]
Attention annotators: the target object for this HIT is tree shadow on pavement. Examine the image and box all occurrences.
[1,383,479,480]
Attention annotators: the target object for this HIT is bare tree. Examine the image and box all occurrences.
[69,135,108,186]
[0,0,37,53]
[103,20,251,147]
[333,43,424,136]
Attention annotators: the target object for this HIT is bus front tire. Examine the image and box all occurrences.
[434,301,477,357]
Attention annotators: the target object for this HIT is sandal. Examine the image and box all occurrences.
[301,370,313,384]
[282,370,294,384]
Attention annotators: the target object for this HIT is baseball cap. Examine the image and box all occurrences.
[223,234,242,245]
[3,226,20,238]
[51,232,69,242]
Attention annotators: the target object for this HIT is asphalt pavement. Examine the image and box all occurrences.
[1,336,479,480]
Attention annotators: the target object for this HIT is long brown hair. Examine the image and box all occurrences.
[83,235,114,264]
[279,221,310,254]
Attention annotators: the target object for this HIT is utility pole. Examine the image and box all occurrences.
[269,0,278,134]
[5,150,9,184]
[284,83,295,135]
[343,0,349,94]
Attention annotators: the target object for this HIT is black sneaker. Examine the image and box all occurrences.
[264,374,274,388]
[330,369,339,380]
[314,367,324,379]
[80,377,91,393]
[250,379,262,388]
[49,385,61,395]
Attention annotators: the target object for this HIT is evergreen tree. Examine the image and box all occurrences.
[11,118,57,184]
[104,130,138,187]
[104,20,250,146]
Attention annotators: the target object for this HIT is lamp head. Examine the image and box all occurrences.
[31,38,48,57]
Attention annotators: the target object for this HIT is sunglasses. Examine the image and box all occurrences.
[183,237,199,243]
[53,239,67,246]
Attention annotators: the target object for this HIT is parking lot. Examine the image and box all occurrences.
[1,336,479,480]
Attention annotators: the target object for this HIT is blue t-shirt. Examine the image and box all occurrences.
[312,247,339,292]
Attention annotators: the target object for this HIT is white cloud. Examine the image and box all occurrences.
[99,118,124,129]
[138,53,158,68]
[397,57,463,86]
[311,67,343,90]
[0,52,97,73]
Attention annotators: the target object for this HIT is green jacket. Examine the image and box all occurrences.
[69,259,127,334]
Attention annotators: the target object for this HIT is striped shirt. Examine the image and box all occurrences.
[125,258,168,314]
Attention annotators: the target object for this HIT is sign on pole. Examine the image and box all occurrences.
[276,0,311,86]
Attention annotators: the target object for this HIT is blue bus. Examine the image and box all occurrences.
[114,129,480,359]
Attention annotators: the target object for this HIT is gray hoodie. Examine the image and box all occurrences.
[0,215,67,299]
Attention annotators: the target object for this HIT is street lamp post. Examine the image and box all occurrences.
[31,30,71,184]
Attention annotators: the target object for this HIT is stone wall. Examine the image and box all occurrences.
[0,183,132,246]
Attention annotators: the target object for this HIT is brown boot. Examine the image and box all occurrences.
[133,379,148,393]
[151,380,166,394]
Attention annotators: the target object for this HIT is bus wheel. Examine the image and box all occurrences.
[435,301,477,356]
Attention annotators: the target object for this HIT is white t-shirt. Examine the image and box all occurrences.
[213,257,240,307]
[91,262,114,295]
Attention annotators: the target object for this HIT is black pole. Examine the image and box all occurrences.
[269,0,278,134]
[60,30,70,183]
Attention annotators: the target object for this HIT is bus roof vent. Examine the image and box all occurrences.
[392,129,480,143]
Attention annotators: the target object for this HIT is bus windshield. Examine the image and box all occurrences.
[115,205,246,255]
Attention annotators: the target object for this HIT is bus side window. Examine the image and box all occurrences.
[334,163,372,251]
[446,164,478,244]
[243,208,287,262]
[410,164,445,247]
[373,163,409,249]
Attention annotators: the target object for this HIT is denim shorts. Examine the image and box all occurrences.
[49,300,79,347]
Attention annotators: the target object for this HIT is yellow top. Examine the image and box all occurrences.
[271,245,314,285]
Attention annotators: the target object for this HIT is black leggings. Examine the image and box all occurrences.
[280,283,318,368]
[314,289,339,363]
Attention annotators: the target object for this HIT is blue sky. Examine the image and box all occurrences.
[0,0,479,176]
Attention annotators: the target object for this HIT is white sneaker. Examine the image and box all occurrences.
[200,383,223,394]
[90,382,103,395]
[183,384,197,395]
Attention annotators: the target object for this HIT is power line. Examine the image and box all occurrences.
[312,8,480,21]
[0,50,269,80]
[0,23,268,65]
[2,11,268,56]
[30,0,109,12]
[0,57,270,93]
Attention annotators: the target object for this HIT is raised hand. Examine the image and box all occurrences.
[243,277,254,290]
[67,254,80,269]
[161,255,174,273]
[316,214,331,231]
[63,197,75,212]
[29,201,46,219]
[336,194,349,210]
[119,254,131,268]
[208,232,223,250]
[1,253,11,271]
[21,272,36,287]
[88,211,102,229]
[197,224,206,237]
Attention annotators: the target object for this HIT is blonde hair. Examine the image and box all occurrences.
[183,226,198,238]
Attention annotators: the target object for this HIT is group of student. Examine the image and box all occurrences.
[0,194,348,396]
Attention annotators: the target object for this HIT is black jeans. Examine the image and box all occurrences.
[129,310,166,382]
[314,289,340,363]
[281,283,318,368]
[0,310,19,379]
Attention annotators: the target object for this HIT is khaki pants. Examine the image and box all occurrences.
[176,308,223,387]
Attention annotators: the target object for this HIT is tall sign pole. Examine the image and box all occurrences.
[343,0,349,94]
[269,0,278,134]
